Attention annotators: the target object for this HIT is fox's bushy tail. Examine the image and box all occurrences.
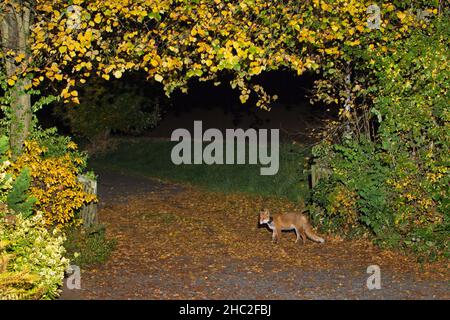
[304,223,325,243]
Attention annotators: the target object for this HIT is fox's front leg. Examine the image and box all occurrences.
[272,228,281,243]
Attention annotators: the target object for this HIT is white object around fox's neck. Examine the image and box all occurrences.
[260,217,277,230]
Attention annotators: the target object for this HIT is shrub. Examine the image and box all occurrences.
[0,136,69,299]
[0,213,69,299]
[11,139,96,227]
[6,168,36,218]
[310,18,449,261]
[0,238,43,300]
[30,127,87,161]
[55,75,162,145]
[310,139,393,238]
[64,225,116,268]
[0,135,36,218]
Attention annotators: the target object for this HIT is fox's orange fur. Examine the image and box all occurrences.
[259,209,325,244]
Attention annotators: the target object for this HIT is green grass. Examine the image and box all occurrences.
[91,139,311,203]
[64,225,116,267]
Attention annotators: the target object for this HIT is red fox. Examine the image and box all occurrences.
[259,209,325,244]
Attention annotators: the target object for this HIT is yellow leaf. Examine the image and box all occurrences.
[94,14,102,24]
[397,12,406,21]
[239,94,249,104]
[154,74,163,82]
[321,3,330,11]
[84,30,93,42]
[150,59,159,67]
[114,70,123,78]
[15,53,26,63]
[59,46,67,54]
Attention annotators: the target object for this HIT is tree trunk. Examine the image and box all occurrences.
[0,1,32,158]
[9,79,32,158]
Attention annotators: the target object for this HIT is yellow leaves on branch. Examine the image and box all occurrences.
[10,141,96,227]
[4,0,437,109]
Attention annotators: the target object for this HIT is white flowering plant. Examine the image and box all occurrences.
[0,213,69,299]
[0,135,70,299]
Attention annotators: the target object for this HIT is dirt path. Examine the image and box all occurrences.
[60,170,449,300]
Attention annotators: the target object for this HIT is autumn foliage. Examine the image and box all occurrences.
[1,0,440,109]
[10,140,96,227]
[310,17,449,260]
[0,0,447,270]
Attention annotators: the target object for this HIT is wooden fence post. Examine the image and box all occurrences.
[77,174,98,228]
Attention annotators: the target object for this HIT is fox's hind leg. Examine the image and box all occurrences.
[294,227,301,243]
[295,227,306,245]
[300,230,306,244]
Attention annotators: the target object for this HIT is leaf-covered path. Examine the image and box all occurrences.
[61,170,449,300]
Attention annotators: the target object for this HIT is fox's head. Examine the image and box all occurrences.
[259,209,271,224]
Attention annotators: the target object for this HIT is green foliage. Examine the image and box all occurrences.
[64,225,116,268]
[0,237,43,300]
[0,66,57,139]
[311,17,450,261]
[310,139,390,236]
[0,135,35,219]
[0,135,9,161]
[6,167,36,218]
[0,267,43,300]
[0,213,69,300]
[55,75,163,144]
[372,17,449,260]
[29,127,88,171]
[0,138,69,299]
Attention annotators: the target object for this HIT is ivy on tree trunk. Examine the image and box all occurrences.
[0,1,32,158]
